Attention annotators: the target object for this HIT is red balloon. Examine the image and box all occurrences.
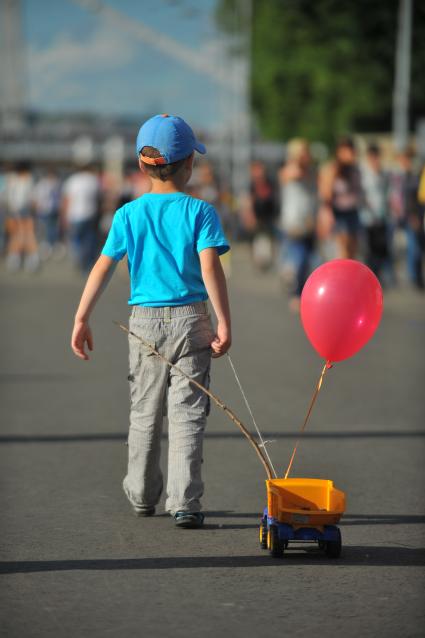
[300,260,383,363]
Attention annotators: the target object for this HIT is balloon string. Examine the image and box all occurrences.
[284,361,331,479]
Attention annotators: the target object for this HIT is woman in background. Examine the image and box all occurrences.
[5,162,39,272]
[360,143,390,283]
[279,139,317,312]
[319,137,363,259]
[248,161,277,270]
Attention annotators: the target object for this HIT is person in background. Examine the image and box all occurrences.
[33,168,62,260]
[279,139,317,312]
[388,148,424,290]
[193,162,220,207]
[4,162,40,272]
[116,169,137,209]
[418,163,425,237]
[0,162,7,255]
[360,143,390,283]
[192,162,236,242]
[418,162,425,213]
[248,160,277,269]
[319,137,363,259]
[61,164,101,273]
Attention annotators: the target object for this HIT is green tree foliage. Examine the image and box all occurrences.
[216,0,425,144]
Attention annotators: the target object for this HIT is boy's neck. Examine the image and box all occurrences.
[149,176,186,194]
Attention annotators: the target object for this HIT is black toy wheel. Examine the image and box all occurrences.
[268,525,284,558]
[325,528,342,558]
[259,517,268,550]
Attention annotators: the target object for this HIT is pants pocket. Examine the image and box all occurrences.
[186,315,214,353]
[128,337,156,383]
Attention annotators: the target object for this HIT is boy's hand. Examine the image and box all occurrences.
[71,319,94,361]
[211,322,231,358]
[70,255,117,361]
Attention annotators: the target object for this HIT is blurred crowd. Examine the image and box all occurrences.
[1,138,424,309]
[244,138,425,310]
[0,162,147,274]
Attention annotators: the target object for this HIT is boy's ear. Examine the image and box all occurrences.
[138,156,146,173]
[185,152,195,169]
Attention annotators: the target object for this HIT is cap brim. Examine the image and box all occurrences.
[194,141,206,155]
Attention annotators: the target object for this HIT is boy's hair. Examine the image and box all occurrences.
[366,142,380,156]
[140,146,188,181]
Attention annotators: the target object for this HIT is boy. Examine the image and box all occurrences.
[71,114,231,528]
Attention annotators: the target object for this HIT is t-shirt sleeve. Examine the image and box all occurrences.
[101,208,127,261]
[196,204,230,256]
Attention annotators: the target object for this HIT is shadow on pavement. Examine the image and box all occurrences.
[341,514,425,525]
[203,523,258,530]
[205,511,261,518]
[1,430,424,443]
[0,373,73,383]
[207,512,425,525]
[1,546,424,573]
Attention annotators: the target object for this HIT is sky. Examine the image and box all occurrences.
[22,0,230,132]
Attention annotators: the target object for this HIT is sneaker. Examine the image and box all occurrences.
[24,253,41,273]
[174,511,204,529]
[6,253,21,272]
[133,506,155,518]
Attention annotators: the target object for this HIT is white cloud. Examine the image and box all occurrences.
[26,20,223,131]
[28,23,138,104]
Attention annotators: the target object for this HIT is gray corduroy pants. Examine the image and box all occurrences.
[123,302,213,515]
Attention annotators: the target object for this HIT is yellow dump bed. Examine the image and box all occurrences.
[266,478,345,527]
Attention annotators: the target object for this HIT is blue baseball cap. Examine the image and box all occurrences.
[136,114,206,164]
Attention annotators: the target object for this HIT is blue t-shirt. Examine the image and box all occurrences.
[101,192,230,306]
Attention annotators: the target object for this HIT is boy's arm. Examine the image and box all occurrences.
[199,248,231,358]
[71,254,118,360]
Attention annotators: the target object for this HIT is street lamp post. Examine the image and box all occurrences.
[393,0,413,152]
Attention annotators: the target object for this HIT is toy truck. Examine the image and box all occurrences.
[259,478,346,558]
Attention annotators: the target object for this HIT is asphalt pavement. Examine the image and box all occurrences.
[1,246,424,638]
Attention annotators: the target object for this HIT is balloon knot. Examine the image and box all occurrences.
[326,361,333,369]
